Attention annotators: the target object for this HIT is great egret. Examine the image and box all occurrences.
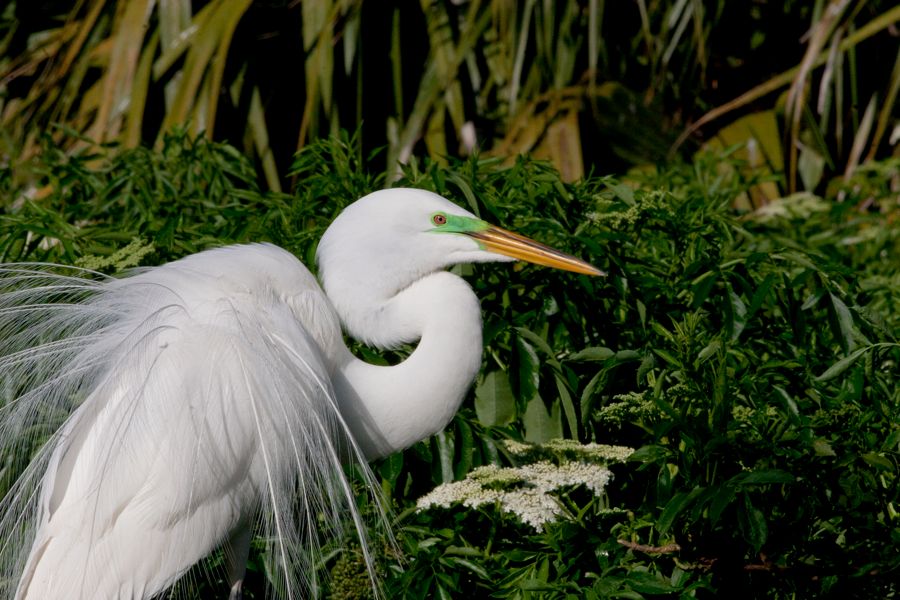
[0,188,600,599]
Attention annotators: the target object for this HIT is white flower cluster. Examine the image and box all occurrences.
[502,438,634,463]
[416,460,615,531]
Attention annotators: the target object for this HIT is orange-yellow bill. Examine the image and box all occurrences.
[468,225,604,276]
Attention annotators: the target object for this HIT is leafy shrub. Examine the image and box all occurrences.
[1,134,898,598]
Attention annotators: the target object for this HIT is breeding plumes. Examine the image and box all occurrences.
[0,188,601,599]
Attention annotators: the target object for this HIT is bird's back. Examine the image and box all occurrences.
[0,244,375,599]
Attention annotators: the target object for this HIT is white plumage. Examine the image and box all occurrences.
[0,189,600,599]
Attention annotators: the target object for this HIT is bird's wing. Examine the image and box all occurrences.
[0,245,383,599]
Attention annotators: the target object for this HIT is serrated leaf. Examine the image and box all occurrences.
[474,370,515,427]
[636,353,655,384]
[812,438,836,456]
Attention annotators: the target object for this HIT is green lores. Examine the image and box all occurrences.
[429,211,605,276]
[429,212,490,236]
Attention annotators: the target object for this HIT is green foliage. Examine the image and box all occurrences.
[1,134,898,598]
[0,130,290,263]
[375,149,900,597]
[2,1,897,188]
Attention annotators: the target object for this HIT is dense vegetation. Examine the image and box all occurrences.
[2,0,899,598]
[1,133,897,598]
[2,1,899,190]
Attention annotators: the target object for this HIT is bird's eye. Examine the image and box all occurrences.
[432,214,447,225]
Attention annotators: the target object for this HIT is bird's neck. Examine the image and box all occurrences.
[328,272,482,459]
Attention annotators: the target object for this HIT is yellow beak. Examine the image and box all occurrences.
[468,225,604,276]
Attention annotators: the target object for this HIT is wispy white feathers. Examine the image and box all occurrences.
[0,245,386,599]
[0,188,560,600]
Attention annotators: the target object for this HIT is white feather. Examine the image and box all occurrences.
[0,245,382,599]
[0,188,597,599]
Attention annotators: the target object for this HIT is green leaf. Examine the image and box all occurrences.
[628,445,671,463]
[734,469,795,486]
[445,557,489,580]
[474,370,515,427]
[636,353,655,384]
[608,592,644,600]
[515,326,556,359]
[746,273,777,320]
[828,292,857,353]
[652,349,680,367]
[727,285,747,342]
[580,369,605,422]
[435,430,454,484]
[739,494,768,551]
[658,489,702,533]
[553,372,579,439]
[377,452,404,483]
[708,485,736,525]
[568,346,615,361]
[812,438,837,457]
[516,336,541,403]
[696,339,721,363]
[882,430,900,452]
[626,571,679,594]
[773,385,800,424]
[861,452,894,472]
[614,349,642,362]
[636,298,647,329]
[815,346,870,381]
[453,419,474,480]
[523,395,562,443]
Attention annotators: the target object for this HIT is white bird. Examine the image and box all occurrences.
[0,188,601,599]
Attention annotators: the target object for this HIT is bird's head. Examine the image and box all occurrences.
[316,189,601,345]
[317,188,601,292]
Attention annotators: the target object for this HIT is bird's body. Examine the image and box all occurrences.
[0,189,600,599]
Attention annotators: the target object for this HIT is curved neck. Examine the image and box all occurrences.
[328,272,482,459]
